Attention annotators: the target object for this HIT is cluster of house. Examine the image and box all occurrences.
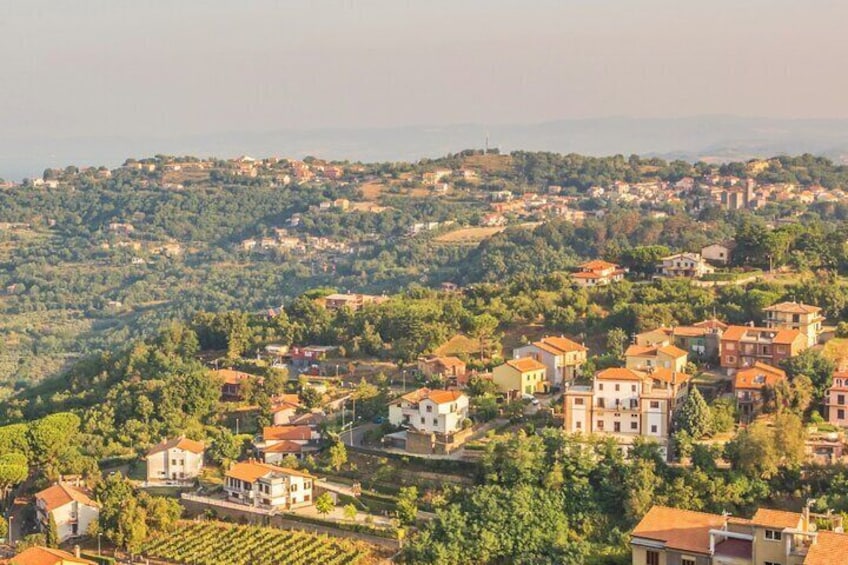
[240,229,357,257]
[631,503,848,565]
[553,300,840,458]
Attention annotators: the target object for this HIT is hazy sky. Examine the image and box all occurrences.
[2,0,847,141]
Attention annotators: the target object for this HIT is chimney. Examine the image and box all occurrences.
[74,545,81,558]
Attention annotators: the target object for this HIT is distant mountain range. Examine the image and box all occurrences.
[3,116,848,181]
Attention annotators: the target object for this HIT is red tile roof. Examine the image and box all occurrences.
[9,547,96,565]
[35,483,97,513]
[146,436,205,456]
[631,506,727,554]
[506,357,547,373]
[226,461,313,482]
[805,530,848,564]
[263,426,313,441]
[579,259,619,271]
[763,301,822,315]
[596,368,644,381]
[750,508,802,528]
[734,362,786,391]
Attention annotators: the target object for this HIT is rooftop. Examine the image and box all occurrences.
[147,436,205,456]
[506,357,547,373]
[35,483,97,513]
[763,301,822,315]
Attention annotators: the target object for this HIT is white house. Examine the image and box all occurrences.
[35,483,99,543]
[656,253,715,279]
[513,336,587,386]
[388,388,469,435]
[224,461,314,509]
[701,242,735,265]
[145,437,205,483]
[254,425,321,464]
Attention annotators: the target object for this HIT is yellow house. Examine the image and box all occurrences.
[624,344,688,373]
[492,357,548,395]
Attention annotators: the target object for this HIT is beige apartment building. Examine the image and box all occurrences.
[563,367,690,458]
[763,301,824,348]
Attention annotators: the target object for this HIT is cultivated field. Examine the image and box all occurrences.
[141,520,376,565]
[433,226,507,245]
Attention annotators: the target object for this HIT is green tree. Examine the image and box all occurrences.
[207,427,242,466]
[315,492,335,516]
[396,486,419,526]
[328,440,347,472]
[116,497,148,555]
[606,327,629,359]
[0,453,28,510]
[674,386,711,439]
[45,512,59,548]
[343,503,358,522]
[0,516,7,541]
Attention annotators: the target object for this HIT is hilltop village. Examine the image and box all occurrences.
[4,151,848,563]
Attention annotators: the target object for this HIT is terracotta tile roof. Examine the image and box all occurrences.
[750,508,802,529]
[763,301,822,315]
[426,390,465,404]
[773,328,804,345]
[263,426,313,441]
[734,362,786,391]
[35,483,97,513]
[693,318,728,330]
[572,271,602,279]
[672,326,707,338]
[631,506,726,554]
[649,368,691,385]
[596,368,644,381]
[540,336,587,353]
[721,325,749,341]
[9,547,96,565]
[625,345,657,357]
[395,387,465,406]
[263,440,304,454]
[146,436,205,456]
[805,530,848,564]
[579,259,618,271]
[506,357,547,373]
[721,325,803,345]
[657,344,688,358]
[531,340,567,355]
[226,461,313,482]
[270,394,301,413]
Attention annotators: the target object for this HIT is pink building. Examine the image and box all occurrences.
[827,370,848,426]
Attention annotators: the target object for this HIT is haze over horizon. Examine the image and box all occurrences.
[2,0,848,178]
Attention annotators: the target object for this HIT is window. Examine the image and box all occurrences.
[839,409,846,419]
[682,559,696,565]
[839,394,845,405]
[650,401,660,408]
[291,484,298,492]
[727,355,736,364]
[615,384,620,391]
[646,550,659,565]
[631,422,638,430]
[614,422,621,432]
[574,398,584,405]
[433,418,438,425]
[765,529,782,541]
[599,383,604,390]
[426,405,433,413]
[650,425,657,433]
[171,459,177,465]
[764,562,781,565]
[596,420,604,430]
[632,384,637,392]
[420,417,425,424]
[575,421,582,430]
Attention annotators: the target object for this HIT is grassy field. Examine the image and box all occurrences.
[433,226,507,245]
